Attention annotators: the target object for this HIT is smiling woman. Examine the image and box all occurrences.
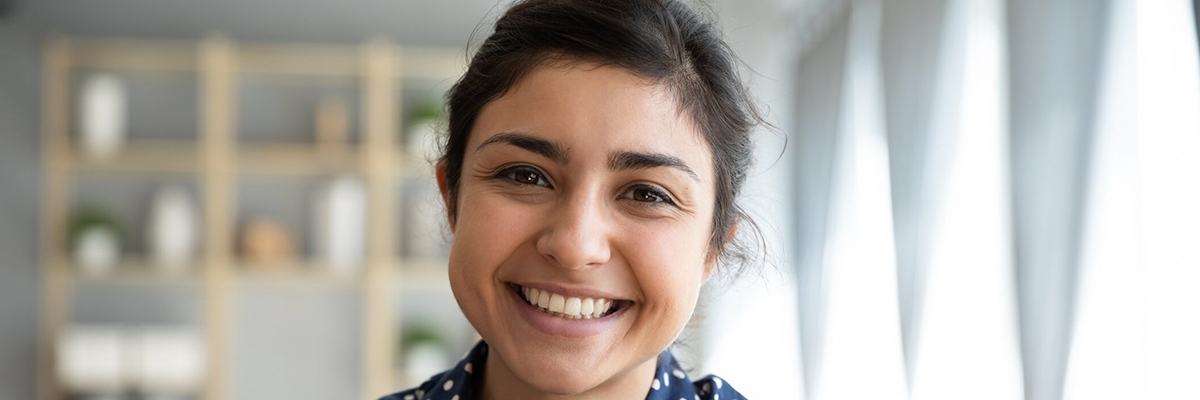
[380,1,763,399]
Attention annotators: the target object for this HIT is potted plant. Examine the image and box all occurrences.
[70,207,122,276]
[403,99,446,163]
[400,322,451,385]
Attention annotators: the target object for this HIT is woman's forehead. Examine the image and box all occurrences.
[467,63,714,174]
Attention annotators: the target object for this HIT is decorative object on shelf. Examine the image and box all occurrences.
[239,217,296,267]
[70,208,122,276]
[57,325,124,395]
[315,96,350,151]
[146,185,198,273]
[78,74,128,159]
[403,98,446,164]
[400,323,451,387]
[58,325,206,397]
[403,181,450,259]
[313,175,365,273]
[128,327,206,396]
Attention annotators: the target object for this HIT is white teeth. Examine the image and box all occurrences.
[521,286,617,319]
[580,298,594,315]
[564,297,581,316]
[548,294,565,313]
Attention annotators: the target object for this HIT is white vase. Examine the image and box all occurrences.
[313,176,365,273]
[146,186,198,273]
[405,120,441,164]
[404,342,450,387]
[404,182,449,259]
[79,74,128,159]
[75,226,120,276]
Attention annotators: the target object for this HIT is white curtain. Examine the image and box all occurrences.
[789,0,1200,399]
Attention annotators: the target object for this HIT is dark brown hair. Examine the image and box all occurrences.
[440,0,764,276]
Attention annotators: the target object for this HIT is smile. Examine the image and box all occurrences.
[507,283,633,337]
[519,286,619,319]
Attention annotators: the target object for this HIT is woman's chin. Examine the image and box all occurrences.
[520,375,598,396]
[511,351,603,392]
[495,345,618,396]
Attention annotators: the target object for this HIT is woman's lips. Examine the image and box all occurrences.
[507,283,632,338]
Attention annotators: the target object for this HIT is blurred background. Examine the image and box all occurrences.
[0,0,1196,400]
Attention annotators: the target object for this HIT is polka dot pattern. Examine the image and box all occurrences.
[376,341,746,400]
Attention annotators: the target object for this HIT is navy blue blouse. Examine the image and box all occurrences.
[380,341,745,400]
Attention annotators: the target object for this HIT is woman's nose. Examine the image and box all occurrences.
[535,194,612,270]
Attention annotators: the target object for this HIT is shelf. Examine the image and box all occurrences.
[65,257,451,289]
[69,37,198,74]
[236,260,362,288]
[70,256,201,287]
[70,141,199,174]
[238,143,363,175]
[399,47,466,80]
[395,153,435,179]
[395,259,450,291]
[238,43,361,78]
[235,43,466,80]
[64,142,433,176]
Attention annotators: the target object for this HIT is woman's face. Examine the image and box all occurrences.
[439,63,719,396]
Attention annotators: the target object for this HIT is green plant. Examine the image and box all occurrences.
[401,322,446,349]
[68,207,122,246]
[407,98,446,124]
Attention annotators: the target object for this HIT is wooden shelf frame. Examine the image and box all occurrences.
[38,34,462,400]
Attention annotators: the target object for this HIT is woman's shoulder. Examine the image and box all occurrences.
[689,374,745,400]
[378,374,442,400]
[651,350,746,400]
[378,366,476,400]
[378,342,486,400]
[380,343,747,400]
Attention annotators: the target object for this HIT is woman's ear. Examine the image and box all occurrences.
[435,161,456,231]
[702,224,738,284]
[702,257,718,284]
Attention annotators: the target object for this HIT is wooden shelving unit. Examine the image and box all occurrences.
[38,35,464,400]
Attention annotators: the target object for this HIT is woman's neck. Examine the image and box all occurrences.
[480,349,658,400]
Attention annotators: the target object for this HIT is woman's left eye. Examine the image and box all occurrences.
[497,165,552,187]
[620,184,676,206]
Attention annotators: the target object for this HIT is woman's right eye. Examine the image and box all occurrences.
[498,165,552,188]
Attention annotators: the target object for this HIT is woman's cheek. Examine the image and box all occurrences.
[626,223,707,314]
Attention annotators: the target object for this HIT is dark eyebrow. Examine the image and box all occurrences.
[475,132,569,164]
[608,151,700,182]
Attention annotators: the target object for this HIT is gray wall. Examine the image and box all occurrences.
[0,5,45,399]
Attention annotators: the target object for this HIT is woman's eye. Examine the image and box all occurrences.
[499,165,551,187]
[622,184,676,206]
